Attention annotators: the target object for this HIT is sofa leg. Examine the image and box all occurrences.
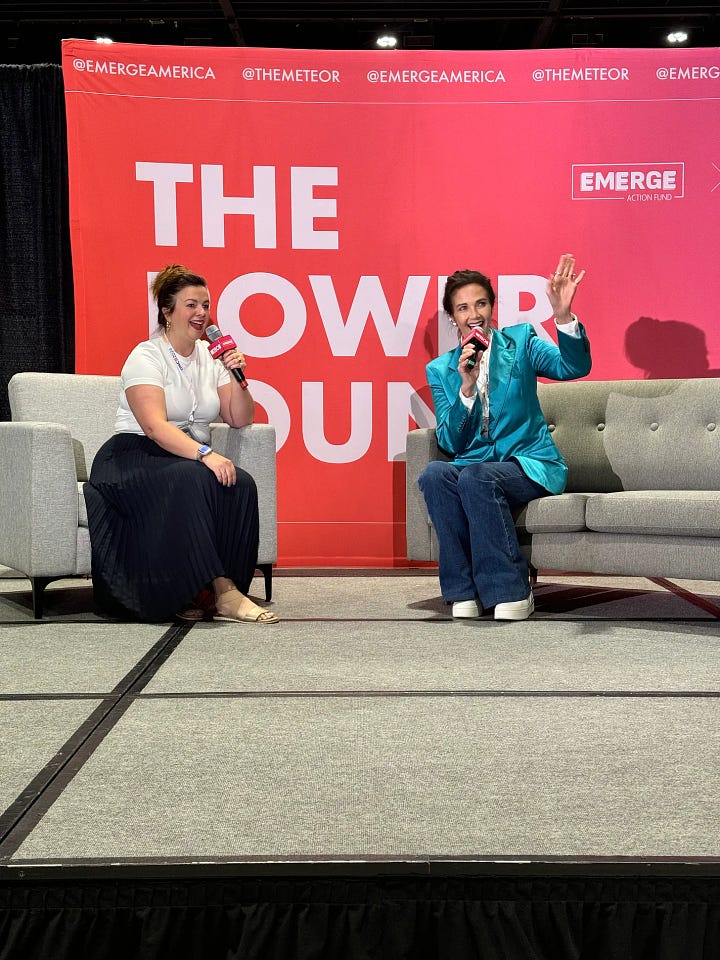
[257,564,273,602]
[528,563,538,586]
[30,577,54,619]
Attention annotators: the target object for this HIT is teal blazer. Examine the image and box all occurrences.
[426,322,592,495]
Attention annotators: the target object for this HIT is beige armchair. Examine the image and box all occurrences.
[0,372,277,618]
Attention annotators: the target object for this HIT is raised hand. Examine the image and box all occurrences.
[547,253,585,323]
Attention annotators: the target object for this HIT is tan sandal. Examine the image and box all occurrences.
[214,588,279,624]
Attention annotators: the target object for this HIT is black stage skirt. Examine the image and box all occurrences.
[85,434,259,622]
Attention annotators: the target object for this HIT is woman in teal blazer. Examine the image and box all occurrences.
[419,254,591,621]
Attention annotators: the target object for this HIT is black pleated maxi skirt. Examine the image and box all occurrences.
[85,434,259,621]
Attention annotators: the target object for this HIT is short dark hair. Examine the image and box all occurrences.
[152,264,208,329]
[443,269,496,317]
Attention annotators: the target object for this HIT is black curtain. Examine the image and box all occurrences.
[0,64,74,421]
[2,874,720,960]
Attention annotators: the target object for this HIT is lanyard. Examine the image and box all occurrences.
[477,333,491,436]
[163,335,199,424]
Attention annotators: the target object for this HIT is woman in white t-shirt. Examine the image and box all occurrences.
[84,264,278,624]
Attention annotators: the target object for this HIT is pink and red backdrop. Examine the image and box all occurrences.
[62,41,720,565]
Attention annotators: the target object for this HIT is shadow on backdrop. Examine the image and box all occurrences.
[625,316,720,379]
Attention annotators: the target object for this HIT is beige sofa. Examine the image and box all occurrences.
[0,372,277,617]
[406,378,720,582]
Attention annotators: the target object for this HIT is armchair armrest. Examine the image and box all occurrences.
[0,422,81,577]
[210,423,277,564]
[406,428,447,561]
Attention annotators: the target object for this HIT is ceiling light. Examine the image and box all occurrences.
[95,36,113,44]
[376,34,398,49]
[667,30,688,44]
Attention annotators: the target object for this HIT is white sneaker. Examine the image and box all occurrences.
[494,591,535,621]
[452,599,482,619]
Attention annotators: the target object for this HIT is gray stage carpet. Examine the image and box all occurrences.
[1,570,719,622]
[0,572,719,868]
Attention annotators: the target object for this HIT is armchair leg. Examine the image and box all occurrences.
[257,564,273,602]
[31,577,55,619]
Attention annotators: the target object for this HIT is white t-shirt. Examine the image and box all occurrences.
[115,336,231,443]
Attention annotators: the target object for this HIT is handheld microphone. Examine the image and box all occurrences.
[461,327,490,369]
[205,324,248,389]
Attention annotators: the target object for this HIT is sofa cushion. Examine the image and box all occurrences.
[539,381,629,494]
[585,490,720,537]
[523,493,591,533]
[602,387,720,491]
[538,378,720,494]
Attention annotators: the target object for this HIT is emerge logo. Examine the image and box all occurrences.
[572,163,684,201]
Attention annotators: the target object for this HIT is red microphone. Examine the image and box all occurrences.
[206,324,248,389]
[461,327,490,369]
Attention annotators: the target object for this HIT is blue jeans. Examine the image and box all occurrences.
[418,459,549,608]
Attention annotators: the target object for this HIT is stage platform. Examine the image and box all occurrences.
[1,571,720,958]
